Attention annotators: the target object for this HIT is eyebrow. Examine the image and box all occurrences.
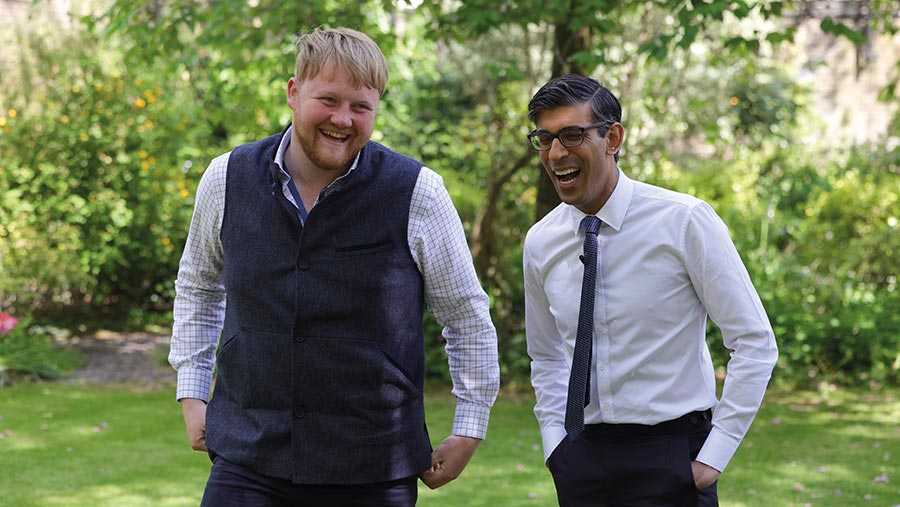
[534,125,586,134]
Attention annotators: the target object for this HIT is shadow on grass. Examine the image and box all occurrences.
[1,383,898,507]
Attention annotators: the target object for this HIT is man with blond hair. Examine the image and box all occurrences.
[170,27,499,506]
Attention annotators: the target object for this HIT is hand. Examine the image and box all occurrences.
[691,461,720,490]
[420,435,481,489]
[180,398,208,452]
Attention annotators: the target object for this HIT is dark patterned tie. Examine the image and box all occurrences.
[565,215,602,440]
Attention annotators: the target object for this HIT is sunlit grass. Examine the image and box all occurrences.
[721,387,900,506]
[1,383,898,506]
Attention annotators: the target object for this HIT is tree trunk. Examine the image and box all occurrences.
[471,149,533,279]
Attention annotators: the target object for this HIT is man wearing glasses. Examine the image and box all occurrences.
[522,74,778,506]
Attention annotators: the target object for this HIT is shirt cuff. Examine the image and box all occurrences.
[175,367,213,402]
[451,400,492,439]
[695,425,741,472]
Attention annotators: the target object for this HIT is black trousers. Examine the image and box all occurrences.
[548,410,719,507]
[199,455,418,507]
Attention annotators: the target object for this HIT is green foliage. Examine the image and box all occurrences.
[0,316,79,386]
[2,1,899,388]
[759,147,900,385]
[0,27,209,313]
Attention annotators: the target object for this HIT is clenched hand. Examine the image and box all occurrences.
[420,435,481,489]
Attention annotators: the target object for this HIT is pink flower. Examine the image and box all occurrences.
[0,312,18,336]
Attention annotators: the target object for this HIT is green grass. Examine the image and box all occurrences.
[1,383,898,506]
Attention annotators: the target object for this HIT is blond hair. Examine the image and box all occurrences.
[294,27,388,94]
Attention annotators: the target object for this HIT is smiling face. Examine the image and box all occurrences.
[286,63,380,180]
[535,103,623,215]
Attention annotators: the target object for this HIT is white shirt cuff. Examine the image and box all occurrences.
[696,425,741,472]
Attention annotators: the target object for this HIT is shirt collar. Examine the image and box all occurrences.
[598,168,632,232]
[273,124,361,183]
[568,167,632,235]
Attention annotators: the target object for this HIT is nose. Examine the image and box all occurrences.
[331,104,352,128]
[547,138,569,161]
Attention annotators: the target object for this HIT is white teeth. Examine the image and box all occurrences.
[553,167,579,176]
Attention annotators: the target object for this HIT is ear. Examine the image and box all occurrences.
[605,123,625,156]
[286,76,299,109]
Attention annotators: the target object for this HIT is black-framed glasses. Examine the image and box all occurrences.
[527,121,608,151]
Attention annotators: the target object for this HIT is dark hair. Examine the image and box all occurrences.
[528,74,622,161]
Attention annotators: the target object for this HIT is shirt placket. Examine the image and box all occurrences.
[592,232,615,420]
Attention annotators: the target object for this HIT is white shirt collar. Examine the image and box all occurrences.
[566,167,632,235]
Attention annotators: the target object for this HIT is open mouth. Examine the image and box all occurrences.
[321,129,350,142]
[553,167,580,184]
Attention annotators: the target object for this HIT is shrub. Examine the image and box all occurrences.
[0,312,79,387]
[0,26,210,315]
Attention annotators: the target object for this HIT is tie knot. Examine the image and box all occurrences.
[580,215,601,236]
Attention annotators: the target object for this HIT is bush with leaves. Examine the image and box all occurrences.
[0,26,213,315]
[0,312,78,387]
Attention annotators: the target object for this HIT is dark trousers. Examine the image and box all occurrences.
[548,410,718,507]
[199,455,418,507]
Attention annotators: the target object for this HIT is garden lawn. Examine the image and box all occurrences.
[0,382,898,506]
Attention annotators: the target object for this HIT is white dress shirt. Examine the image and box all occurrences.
[524,169,777,472]
[170,127,500,439]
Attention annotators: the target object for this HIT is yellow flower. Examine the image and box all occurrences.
[139,150,149,159]
[0,118,6,127]
[162,237,171,246]
[134,98,146,108]
[141,161,150,170]
[7,109,16,118]
[61,115,69,124]
[80,133,89,141]
[729,96,739,106]
[144,119,154,128]
[180,188,190,198]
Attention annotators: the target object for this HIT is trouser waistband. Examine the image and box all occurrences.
[581,409,712,438]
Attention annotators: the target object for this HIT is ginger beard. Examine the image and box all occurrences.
[294,120,368,174]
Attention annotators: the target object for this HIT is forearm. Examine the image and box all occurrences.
[170,277,224,401]
[444,311,500,439]
[530,358,569,461]
[696,352,776,471]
